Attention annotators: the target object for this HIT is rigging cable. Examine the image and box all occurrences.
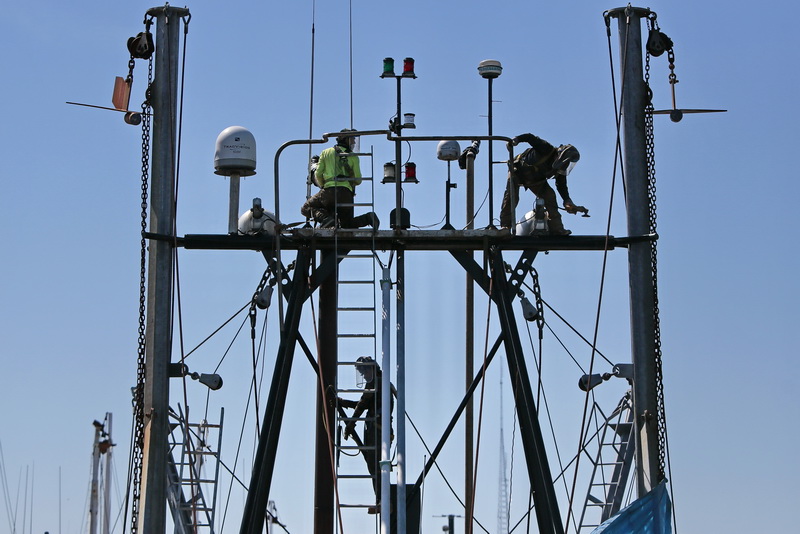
[348,0,354,127]
[306,0,317,200]
[564,12,628,531]
[466,278,494,534]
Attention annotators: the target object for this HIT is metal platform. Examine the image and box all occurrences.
[147,228,655,252]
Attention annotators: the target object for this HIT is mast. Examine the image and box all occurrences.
[608,5,662,495]
[138,5,189,532]
[90,421,102,534]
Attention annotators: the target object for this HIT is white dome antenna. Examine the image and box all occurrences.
[214,126,256,233]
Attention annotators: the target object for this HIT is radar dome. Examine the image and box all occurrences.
[214,126,256,176]
[437,140,461,161]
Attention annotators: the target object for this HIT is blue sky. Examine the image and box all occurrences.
[1,1,798,533]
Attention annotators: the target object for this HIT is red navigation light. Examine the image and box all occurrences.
[402,57,415,77]
[403,162,418,183]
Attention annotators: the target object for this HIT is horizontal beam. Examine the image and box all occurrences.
[145,230,655,253]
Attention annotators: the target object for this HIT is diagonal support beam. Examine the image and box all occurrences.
[488,249,564,534]
[240,248,313,534]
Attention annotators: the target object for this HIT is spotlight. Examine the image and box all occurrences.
[578,373,611,392]
[192,372,223,391]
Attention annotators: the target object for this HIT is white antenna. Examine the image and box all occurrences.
[497,370,509,533]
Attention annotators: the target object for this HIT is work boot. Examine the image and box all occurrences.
[368,212,380,230]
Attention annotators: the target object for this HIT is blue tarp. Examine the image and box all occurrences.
[590,481,671,534]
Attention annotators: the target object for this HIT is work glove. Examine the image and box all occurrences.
[344,422,356,440]
[564,201,588,215]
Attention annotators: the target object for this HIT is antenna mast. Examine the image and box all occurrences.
[497,373,509,534]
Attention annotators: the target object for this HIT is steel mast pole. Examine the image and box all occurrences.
[90,421,102,534]
[102,413,113,534]
[464,148,476,534]
[138,5,188,532]
[609,5,661,495]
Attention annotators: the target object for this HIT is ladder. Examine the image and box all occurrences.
[330,147,383,513]
[167,406,225,533]
[578,395,636,531]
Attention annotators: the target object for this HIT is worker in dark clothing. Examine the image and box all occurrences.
[339,356,393,501]
[499,133,587,235]
[301,129,379,229]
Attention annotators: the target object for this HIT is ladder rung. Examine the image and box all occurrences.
[338,306,375,312]
[338,280,374,284]
[182,478,215,484]
[339,503,376,509]
[338,333,376,338]
[338,415,375,422]
[186,422,221,429]
[337,388,371,393]
[338,445,376,451]
[338,253,374,258]
[179,505,212,512]
[337,474,374,479]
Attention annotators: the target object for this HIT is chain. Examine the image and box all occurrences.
[644,15,668,483]
[530,268,545,339]
[130,55,153,534]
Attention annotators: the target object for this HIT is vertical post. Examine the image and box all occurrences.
[138,6,187,532]
[380,266,393,533]
[314,250,337,534]
[487,77,494,225]
[228,172,241,234]
[394,77,403,231]
[478,60,502,227]
[395,251,407,534]
[610,6,661,495]
[102,414,113,534]
[464,149,475,534]
[90,422,102,534]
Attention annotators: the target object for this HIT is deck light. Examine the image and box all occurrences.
[402,113,416,129]
[382,57,395,78]
[579,373,610,392]
[402,57,416,77]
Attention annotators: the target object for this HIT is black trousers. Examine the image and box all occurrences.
[301,186,373,228]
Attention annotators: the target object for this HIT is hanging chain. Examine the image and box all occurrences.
[645,13,668,483]
[530,268,545,339]
[130,51,153,534]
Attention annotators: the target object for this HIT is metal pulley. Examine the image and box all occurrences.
[127,31,154,59]
[646,28,673,57]
[520,297,539,322]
